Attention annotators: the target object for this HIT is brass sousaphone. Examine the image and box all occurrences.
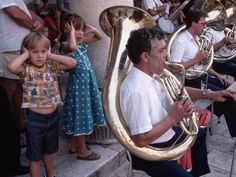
[99,6,198,161]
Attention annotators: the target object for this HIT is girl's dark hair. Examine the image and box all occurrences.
[62,13,86,31]
[126,27,164,64]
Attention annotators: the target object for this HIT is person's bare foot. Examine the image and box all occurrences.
[76,151,100,160]
[69,145,90,154]
[68,149,77,154]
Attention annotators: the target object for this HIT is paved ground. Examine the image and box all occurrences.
[202,115,236,177]
[111,113,236,177]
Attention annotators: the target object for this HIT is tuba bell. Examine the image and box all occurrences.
[212,0,236,62]
[213,24,236,62]
[203,0,227,31]
[199,0,236,62]
[224,0,236,25]
[100,6,198,161]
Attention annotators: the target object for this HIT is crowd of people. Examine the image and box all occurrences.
[0,0,236,177]
[136,0,192,34]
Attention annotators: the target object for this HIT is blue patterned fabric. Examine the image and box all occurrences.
[63,44,105,136]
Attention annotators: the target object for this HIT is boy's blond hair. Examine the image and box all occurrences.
[21,32,50,52]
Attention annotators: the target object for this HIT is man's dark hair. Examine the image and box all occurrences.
[186,8,207,29]
[126,27,164,64]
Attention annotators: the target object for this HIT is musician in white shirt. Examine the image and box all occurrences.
[120,27,216,177]
[170,8,229,90]
[142,0,169,21]
[205,26,236,80]
[170,9,236,138]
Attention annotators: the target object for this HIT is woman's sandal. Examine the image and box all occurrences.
[76,151,100,160]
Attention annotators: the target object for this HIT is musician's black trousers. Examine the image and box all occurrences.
[213,57,236,81]
[185,76,236,137]
[185,75,227,91]
[130,127,210,177]
[209,100,236,137]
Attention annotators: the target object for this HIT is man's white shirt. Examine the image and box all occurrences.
[170,30,204,71]
[0,0,31,52]
[142,0,163,21]
[205,27,226,56]
[120,67,175,144]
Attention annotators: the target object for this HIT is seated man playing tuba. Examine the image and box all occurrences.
[205,22,236,80]
[120,27,235,177]
[170,8,230,89]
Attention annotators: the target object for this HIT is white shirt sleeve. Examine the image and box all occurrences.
[121,91,153,136]
[0,0,17,9]
[170,38,185,63]
[142,0,163,10]
[142,0,153,11]
[205,28,225,45]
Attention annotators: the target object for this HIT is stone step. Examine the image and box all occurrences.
[18,136,128,177]
[53,142,127,177]
[109,161,150,177]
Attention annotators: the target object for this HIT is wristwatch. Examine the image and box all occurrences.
[202,89,210,98]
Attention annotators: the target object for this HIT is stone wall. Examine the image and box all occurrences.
[69,0,133,87]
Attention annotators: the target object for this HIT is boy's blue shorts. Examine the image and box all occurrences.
[24,108,59,161]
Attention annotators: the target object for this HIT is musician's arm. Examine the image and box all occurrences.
[147,6,165,17]
[121,89,192,148]
[208,69,230,86]
[186,86,234,102]
[182,49,209,69]
[131,116,175,147]
[122,92,174,147]
[213,38,226,51]
[181,57,201,69]
[214,36,232,52]
[186,87,209,100]
[132,98,193,147]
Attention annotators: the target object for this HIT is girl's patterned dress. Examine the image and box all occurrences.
[63,43,105,136]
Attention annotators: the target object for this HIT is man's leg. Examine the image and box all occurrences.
[0,77,24,130]
[213,100,236,138]
[131,154,193,177]
[213,58,236,80]
[190,128,210,177]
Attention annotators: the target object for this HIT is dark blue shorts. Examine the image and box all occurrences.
[24,108,59,161]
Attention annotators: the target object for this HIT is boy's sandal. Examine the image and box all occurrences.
[76,152,100,160]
